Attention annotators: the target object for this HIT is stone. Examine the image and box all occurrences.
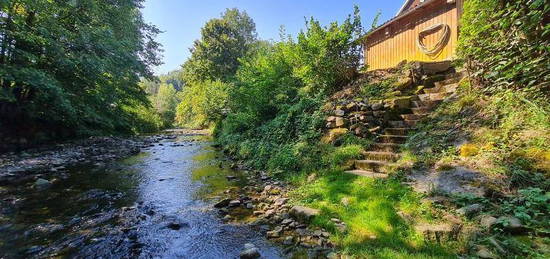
[240,247,261,259]
[334,109,345,116]
[244,243,256,250]
[480,215,497,229]
[34,178,52,190]
[335,223,347,232]
[307,173,317,183]
[373,111,385,117]
[283,236,294,245]
[345,102,357,111]
[264,209,276,217]
[371,102,383,110]
[167,222,182,230]
[214,198,232,208]
[290,206,320,222]
[229,200,241,207]
[415,223,460,242]
[321,128,348,144]
[253,210,264,216]
[475,245,496,259]
[334,117,346,127]
[281,218,293,225]
[266,226,283,238]
[393,77,413,90]
[326,116,337,122]
[456,203,484,217]
[341,197,350,206]
[330,218,341,223]
[497,216,526,234]
[274,198,289,206]
[246,203,254,209]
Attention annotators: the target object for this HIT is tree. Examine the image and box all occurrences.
[0,0,161,139]
[182,8,257,83]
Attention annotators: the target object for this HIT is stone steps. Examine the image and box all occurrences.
[370,143,402,152]
[418,92,448,102]
[344,169,388,179]
[400,113,427,121]
[411,107,433,115]
[412,100,442,109]
[435,77,461,88]
[383,128,411,135]
[377,135,408,144]
[355,160,395,172]
[362,151,400,162]
[424,83,459,94]
[388,120,419,128]
[343,69,465,179]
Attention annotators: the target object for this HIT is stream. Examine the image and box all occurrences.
[0,133,283,258]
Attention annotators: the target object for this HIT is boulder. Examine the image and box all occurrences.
[393,77,413,90]
[497,216,526,234]
[326,116,337,122]
[456,203,484,217]
[415,223,460,242]
[334,109,345,116]
[334,117,346,127]
[371,102,383,111]
[240,247,260,259]
[321,128,348,144]
[290,206,320,222]
[34,178,52,190]
[229,199,241,207]
[475,245,497,259]
[479,215,497,229]
[274,198,289,206]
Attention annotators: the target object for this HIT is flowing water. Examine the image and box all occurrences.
[0,133,282,258]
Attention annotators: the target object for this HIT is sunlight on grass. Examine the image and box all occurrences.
[289,170,455,258]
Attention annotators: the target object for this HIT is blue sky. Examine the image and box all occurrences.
[142,0,404,75]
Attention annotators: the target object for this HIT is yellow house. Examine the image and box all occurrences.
[363,0,464,70]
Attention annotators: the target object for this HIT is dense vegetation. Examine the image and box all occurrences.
[170,2,548,257]
[0,0,161,142]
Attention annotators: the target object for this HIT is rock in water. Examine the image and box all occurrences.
[34,178,52,190]
[240,244,260,259]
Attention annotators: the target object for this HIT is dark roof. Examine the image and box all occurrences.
[364,0,439,38]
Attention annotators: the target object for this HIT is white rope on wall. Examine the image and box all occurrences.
[416,23,450,58]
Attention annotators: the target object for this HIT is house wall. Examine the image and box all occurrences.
[364,0,458,71]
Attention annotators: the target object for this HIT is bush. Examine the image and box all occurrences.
[458,0,549,93]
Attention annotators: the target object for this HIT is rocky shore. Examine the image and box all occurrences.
[0,133,190,187]
[212,166,343,259]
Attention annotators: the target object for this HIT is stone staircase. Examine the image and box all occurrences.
[345,71,465,178]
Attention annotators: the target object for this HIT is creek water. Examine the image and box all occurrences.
[0,134,283,258]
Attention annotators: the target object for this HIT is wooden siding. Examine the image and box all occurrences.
[364,0,458,71]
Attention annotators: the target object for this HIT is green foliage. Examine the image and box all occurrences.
[500,188,549,228]
[458,0,549,93]
[215,7,364,175]
[0,0,161,139]
[150,83,179,128]
[360,77,397,100]
[182,8,257,83]
[176,80,229,128]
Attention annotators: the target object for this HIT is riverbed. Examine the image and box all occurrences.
[0,132,283,258]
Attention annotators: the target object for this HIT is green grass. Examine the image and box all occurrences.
[287,170,458,258]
